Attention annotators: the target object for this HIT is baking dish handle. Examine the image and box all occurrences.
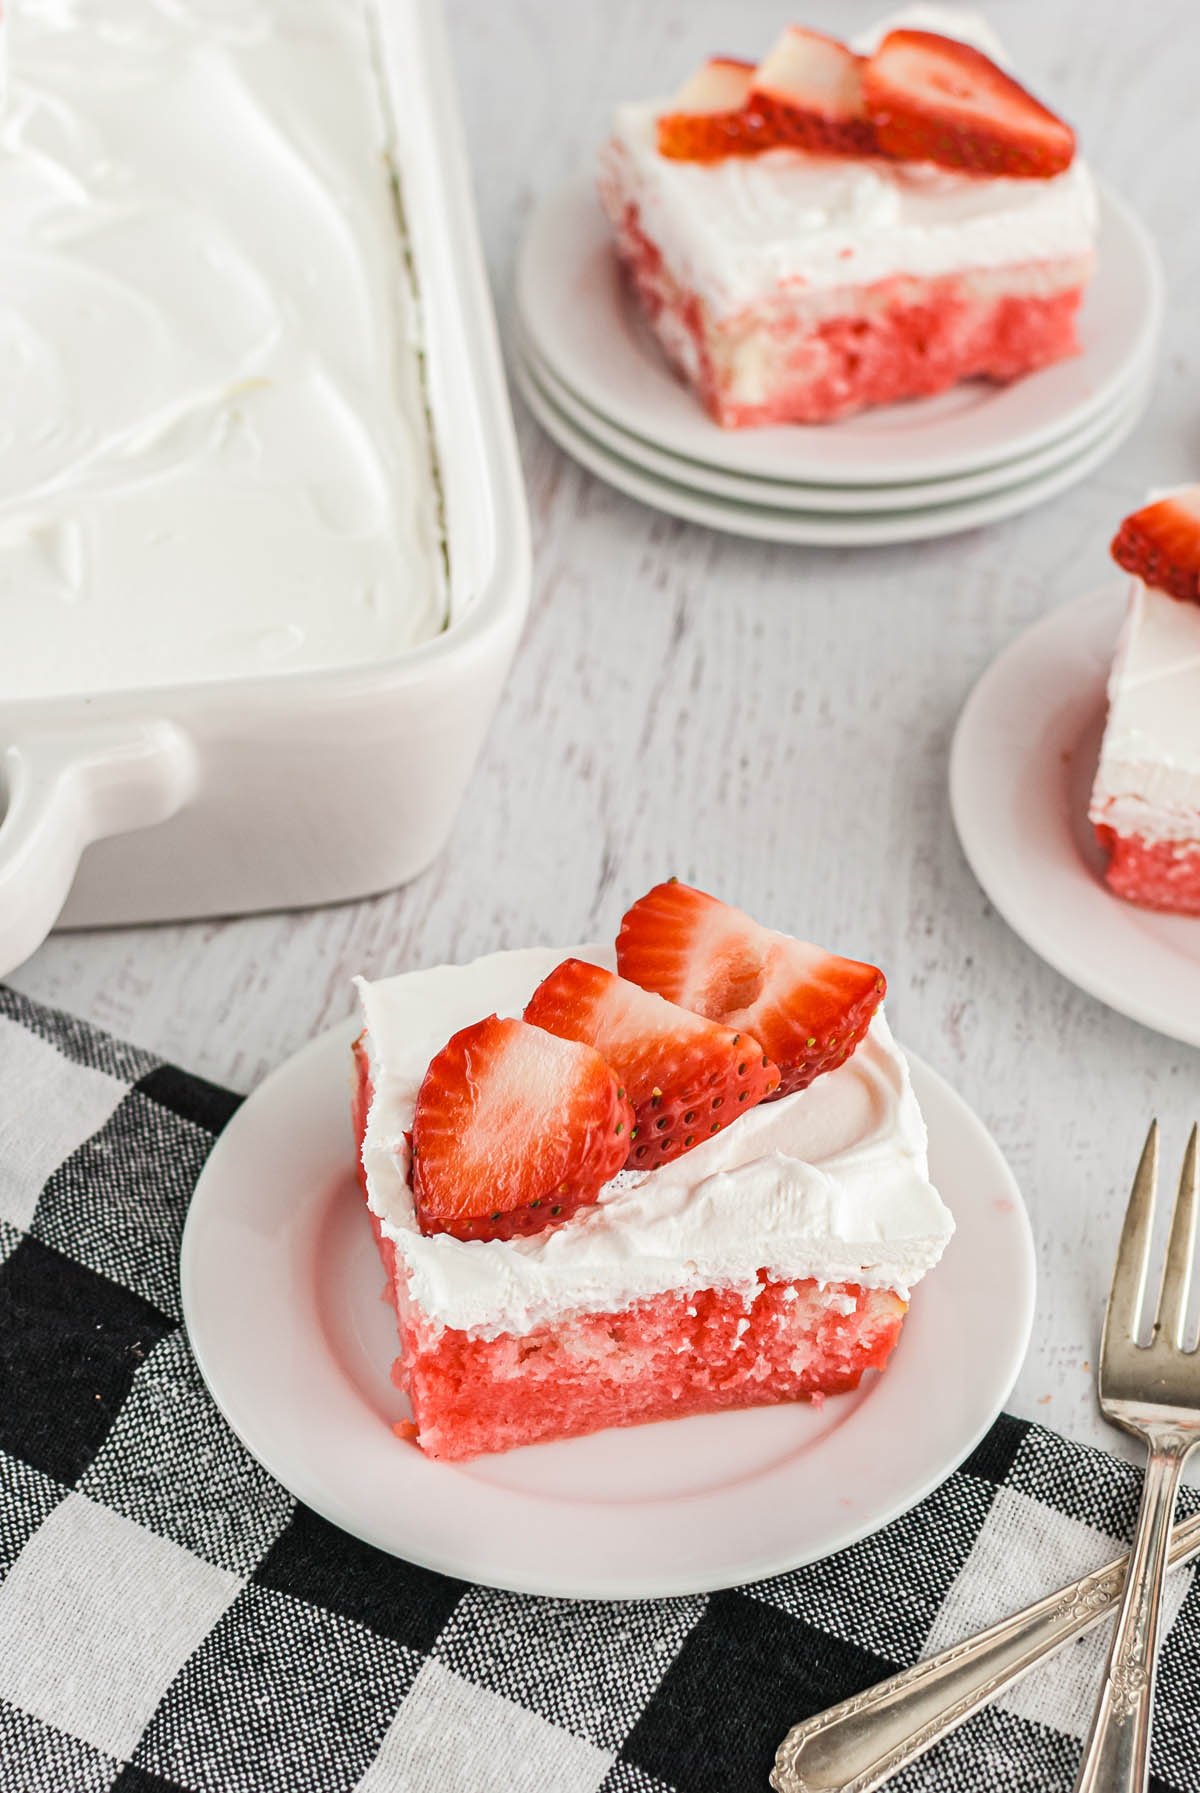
[0,720,197,976]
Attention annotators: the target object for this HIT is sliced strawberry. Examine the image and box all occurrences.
[410,1015,633,1242]
[524,958,780,1170]
[617,881,886,1099]
[656,56,757,162]
[862,30,1074,179]
[1111,488,1200,605]
[748,26,879,157]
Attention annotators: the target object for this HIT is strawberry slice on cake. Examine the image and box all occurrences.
[617,880,885,1098]
[523,957,780,1167]
[1110,487,1200,608]
[656,57,756,163]
[410,1015,633,1240]
[598,9,1095,427]
[352,893,953,1460]
[657,29,879,163]
[747,26,879,159]
[862,29,1075,179]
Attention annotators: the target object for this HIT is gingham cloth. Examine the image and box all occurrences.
[1,985,1199,1793]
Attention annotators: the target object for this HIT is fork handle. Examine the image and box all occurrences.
[770,1510,1200,1793]
[1073,1434,1193,1793]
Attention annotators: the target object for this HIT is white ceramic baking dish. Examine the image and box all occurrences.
[0,0,529,978]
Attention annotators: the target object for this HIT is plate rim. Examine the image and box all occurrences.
[180,1016,1036,1600]
[517,173,1163,488]
[949,582,1200,1051]
[516,352,1151,549]
[518,324,1154,514]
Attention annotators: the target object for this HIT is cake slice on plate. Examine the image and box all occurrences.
[353,882,954,1461]
[596,7,1096,427]
[1090,488,1200,914]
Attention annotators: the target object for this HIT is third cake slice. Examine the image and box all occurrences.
[597,7,1096,428]
[1090,487,1200,914]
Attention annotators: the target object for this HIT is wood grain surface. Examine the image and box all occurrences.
[11,0,1200,1470]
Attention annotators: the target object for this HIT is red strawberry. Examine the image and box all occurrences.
[1111,488,1200,605]
[862,30,1075,179]
[748,27,879,158]
[657,56,757,162]
[523,958,780,1171]
[410,1015,633,1242]
[617,881,886,1099]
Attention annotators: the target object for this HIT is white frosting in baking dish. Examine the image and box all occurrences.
[600,7,1097,321]
[0,0,445,701]
[357,945,955,1340]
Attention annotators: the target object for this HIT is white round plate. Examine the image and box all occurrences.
[516,352,1150,548]
[519,323,1153,514]
[951,585,1200,1048]
[517,175,1161,488]
[181,1016,1034,1600]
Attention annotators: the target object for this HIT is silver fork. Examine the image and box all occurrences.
[769,1513,1200,1793]
[769,1123,1200,1793]
[1073,1120,1200,1793]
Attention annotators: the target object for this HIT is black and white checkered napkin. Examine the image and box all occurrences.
[2,983,1200,1793]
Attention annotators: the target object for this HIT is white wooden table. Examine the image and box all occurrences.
[11,0,1200,1473]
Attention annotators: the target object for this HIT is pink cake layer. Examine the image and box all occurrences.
[354,1040,908,1461]
[602,194,1088,428]
[1094,823,1200,915]
[390,1251,905,1462]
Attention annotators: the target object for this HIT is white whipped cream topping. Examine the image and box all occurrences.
[600,8,1096,320]
[1090,575,1200,844]
[357,945,954,1340]
[0,0,445,702]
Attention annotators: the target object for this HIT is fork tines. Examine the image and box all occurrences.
[1103,1121,1199,1370]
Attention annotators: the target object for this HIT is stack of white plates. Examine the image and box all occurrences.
[515,175,1163,547]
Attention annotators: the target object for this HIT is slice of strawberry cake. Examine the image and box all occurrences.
[1090,488,1200,914]
[353,882,954,1461]
[597,7,1096,427]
